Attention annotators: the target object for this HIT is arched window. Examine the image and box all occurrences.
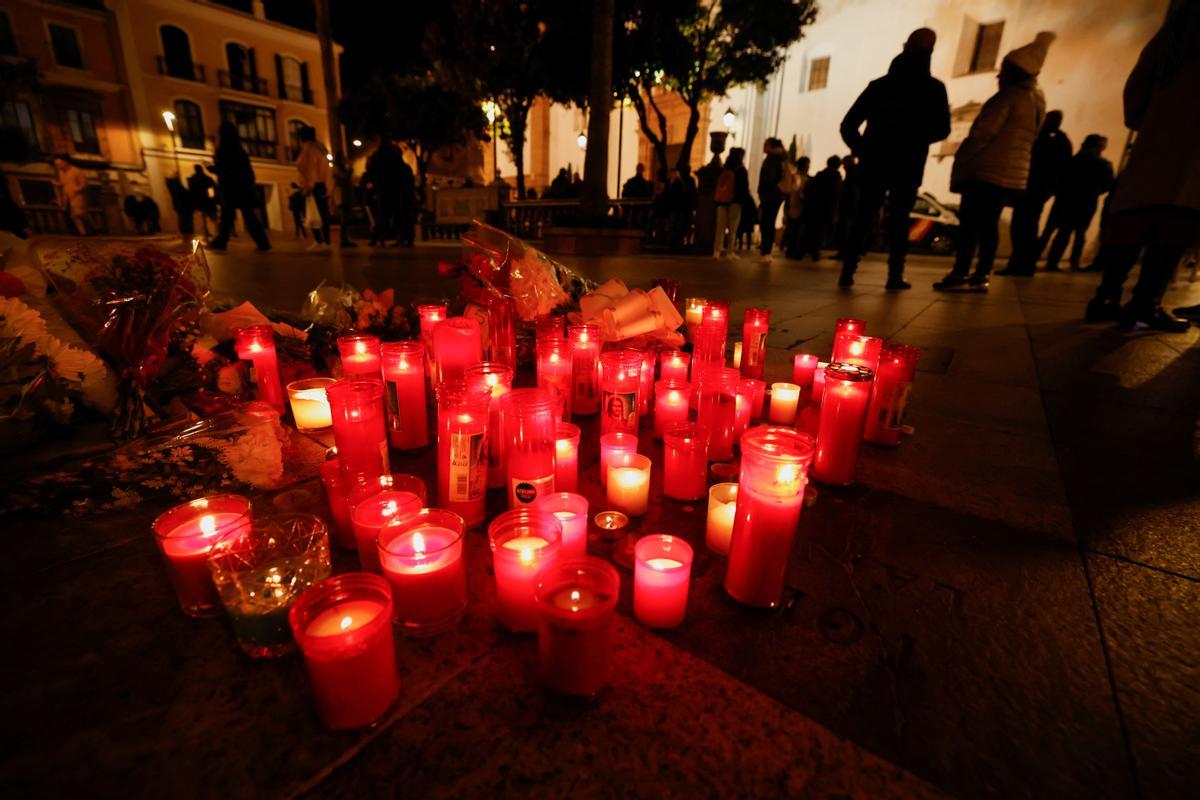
[286,119,307,160]
[174,100,204,149]
[224,42,258,93]
[160,25,195,81]
[280,57,302,100]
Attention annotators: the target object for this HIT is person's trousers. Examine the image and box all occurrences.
[841,174,919,281]
[783,216,803,258]
[311,184,332,243]
[212,204,270,249]
[1044,222,1090,270]
[950,181,1009,279]
[713,203,742,255]
[1092,207,1200,311]
[801,214,829,260]
[759,196,783,255]
[1007,192,1049,272]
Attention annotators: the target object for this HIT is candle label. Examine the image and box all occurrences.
[602,391,638,434]
[573,361,596,404]
[877,382,912,430]
[384,380,403,434]
[465,303,491,351]
[510,474,554,507]
[746,331,767,367]
[544,380,569,421]
[449,431,486,502]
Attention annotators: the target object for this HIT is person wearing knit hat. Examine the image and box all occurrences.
[934,32,1055,292]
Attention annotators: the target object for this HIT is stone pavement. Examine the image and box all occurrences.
[3,237,1197,798]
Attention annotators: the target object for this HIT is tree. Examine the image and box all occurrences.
[616,0,817,180]
[580,0,615,218]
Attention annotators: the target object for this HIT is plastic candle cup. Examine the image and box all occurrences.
[636,349,656,416]
[435,381,491,528]
[663,422,711,501]
[598,431,638,489]
[733,378,757,444]
[287,377,335,431]
[465,362,515,490]
[338,333,382,380]
[694,365,738,461]
[432,316,483,385]
[554,422,581,493]
[706,482,738,555]
[831,333,883,372]
[732,342,743,370]
[534,557,620,696]
[533,491,589,559]
[535,313,564,344]
[152,494,252,616]
[417,303,447,376]
[319,455,356,550]
[769,382,801,425]
[207,513,332,657]
[864,345,921,446]
[606,452,652,517]
[835,317,866,336]
[750,378,767,420]
[289,573,399,730]
[651,277,681,304]
[488,509,563,632]
[692,322,728,376]
[740,308,770,377]
[634,535,693,629]
[234,325,284,410]
[725,427,814,607]
[702,300,730,332]
[813,364,875,485]
[684,297,707,342]
[381,341,429,450]
[499,388,558,508]
[326,379,389,479]
[568,323,600,416]
[812,362,829,403]
[660,349,691,384]
[792,353,819,394]
[473,291,516,367]
[654,379,691,439]
[599,350,642,436]
[348,474,425,572]
[536,339,574,421]
[378,508,467,635]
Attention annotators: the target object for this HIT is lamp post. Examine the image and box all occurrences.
[162,110,180,177]
[483,100,499,185]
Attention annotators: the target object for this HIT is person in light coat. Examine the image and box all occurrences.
[295,125,334,248]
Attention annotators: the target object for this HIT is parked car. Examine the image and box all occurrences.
[874,191,959,255]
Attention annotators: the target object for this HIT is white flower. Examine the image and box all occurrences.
[40,336,117,412]
[0,296,48,345]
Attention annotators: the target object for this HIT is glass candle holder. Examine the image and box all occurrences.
[348,473,425,572]
[835,317,866,336]
[568,323,600,416]
[432,316,483,385]
[694,365,738,461]
[470,290,516,367]
[768,382,801,425]
[663,422,711,501]
[740,308,769,378]
[831,333,883,373]
[606,452,652,517]
[535,313,564,344]
[691,322,727,375]
[702,300,730,333]
[554,422,581,493]
[319,455,356,550]
[488,509,563,632]
[338,333,382,380]
[651,277,680,305]
[287,377,335,431]
[417,303,447,377]
[725,427,814,608]
[660,349,690,384]
[326,379,389,479]
[234,325,284,410]
[731,378,753,444]
[863,345,921,446]
[813,363,875,485]
[534,557,620,696]
[654,379,691,439]
[634,348,655,416]
[435,381,491,528]
[289,572,400,730]
[598,431,638,489]
[152,494,252,617]
[499,388,558,508]
[536,339,574,420]
[465,361,515,490]
[792,353,819,394]
[706,482,738,555]
[378,508,467,635]
[599,350,642,435]
[533,491,589,559]
[634,535,693,629]
[812,362,829,403]
[750,378,766,420]
[207,512,332,657]
[732,342,743,370]
[684,297,707,342]
[381,341,428,450]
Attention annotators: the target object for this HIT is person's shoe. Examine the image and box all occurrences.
[1084,299,1121,322]
[967,275,990,292]
[1172,304,1200,321]
[885,279,912,291]
[1119,305,1191,332]
[933,274,968,291]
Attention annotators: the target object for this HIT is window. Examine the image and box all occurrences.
[220,100,276,159]
[160,25,197,80]
[66,108,99,154]
[1,100,38,150]
[174,100,205,149]
[279,56,305,101]
[224,42,262,93]
[0,12,17,56]
[49,24,84,69]
[18,178,58,206]
[968,21,1004,74]
[286,119,306,160]
[807,56,830,91]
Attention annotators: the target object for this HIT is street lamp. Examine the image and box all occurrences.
[723,107,736,129]
[162,110,180,177]
[482,100,500,184]
[577,131,588,150]
[351,138,363,148]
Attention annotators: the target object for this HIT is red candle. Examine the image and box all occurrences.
[568,323,600,415]
[724,427,814,608]
[812,362,829,403]
[381,341,428,450]
[660,349,690,384]
[378,508,467,634]
[319,455,356,550]
[740,308,769,378]
[599,431,638,489]
[533,491,589,559]
[289,573,399,729]
[635,348,656,416]
[694,365,738,461]
[536,339,574,420]
[831,333,883,373]
[474,292,516,367]
[464,362,514,490]
[702,300,729,331]
[536,313,564,344]
[152,494,252,616]
[554,422,581,492]
[234,325,284,410]
[432,316,483,385]
[417,304,447,377]
[750,378,767,420]
[500,388,557,508]
[813,363,874,485]
[338,333,382,380]
[691,320,727,375]
[864,345,921,446]
[326,379,389,479]
[651,277,681,305]
[606,452,651,517]
[662,422,710,501]
[634,535,693,629]
[793,353,819,393]
[600,350,642,436]
[654,379,691,439]
[489,509,563,632]
[534,557,619,696]
[348,475,424,573]
[734,378,757,444]
[435,381,490,527]
[836,317,865,336]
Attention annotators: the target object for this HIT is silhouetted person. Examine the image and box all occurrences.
[784,156,811,258]
[737,187,758,250]
[1086,4,1199,332]
[123,193,142,233]
[935,32,1055,292]
[547,168,571,198]
[713,147,750,257]
[1039,134,1114,271]
[834,154,861,259]
[188,164,216,239]
[757,138,786,256]
[138,194,160,234]
[296,125,332,247]
[800,156,842,261]
[999,110,1072,275]
[839,29,950,289]
[622,163,653,199]
[365,138,406,246]
[0,179,29,238]
[288,183,306,238]
[396,155,416,247]
[166,175,192,240]
[208,121,271,252]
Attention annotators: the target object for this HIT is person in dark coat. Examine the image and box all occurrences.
[138,194,160,234]
[622,163,653,199]
[364,139,406,246]
[834,154,862,259]
[166,175,194,240]
[838,29,951,289]
[188,164,217,239]
[998,110,1072,275]
[1039,134,1114,271]
[288,183,306,238]
[756,138,786,256]
[208,121,271,251]
[547,168,571,199]
[123,193,143,234]
[396,155,416,247]
[784,156,811,258]
[799,156,842,261]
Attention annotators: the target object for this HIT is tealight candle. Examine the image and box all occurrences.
[863,345,921,446]
[417,303,447,377]
[660,350,690,384]
[319,455,356,550]
[769,382,801,424]
[831,333,883,373]
[435,381,491,527]
[488,509,563,632]
[740,308,769,378]
[499,388,558,508]
[705,482,738,554]
[465,362,514,490]
[536,339,574,420]
[792,353,819,394]
[326,379,389,479]
[568,323,600,416]
[684,297,707,342]
[554,422,581,492]
[534,557,619,696]
[593,510,628,535]
[694,366,738,461]
[432,316,483,385]
[338,333,382,380]
[812,363,874,485]
[662,422,710,501]
[607,452,651,517]
[287,377,335,431]
[533,492,589,559]
[348,475,424,572]
[600,350,642,436]
[599,431,638,489]
[234,325,285,410]
[381,341,429,450]
[654,379,691,439]
[152,494,252,616]
[289,573,399,729]
[633,535,693,629]
[378,508,467,634]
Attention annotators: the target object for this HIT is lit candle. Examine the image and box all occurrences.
[381,341,429,450]
[289,573,399,729]
[536,339,574,420]
[349,478,423,573]
[636,348,655,416]
[694,365,738,461]
[792,353,819,394]
[732,342,743,370]
[533,491,589,559]
[377,508,467,634]
[660,349,690,384]
[740,308,770,378]
[705,482,738,555]
[417,303,447,377]
[432,316,483,385]
[152,494,252,616]
[863,345,921,447]
[725,427,814,607]
[465,362,514,490]
[684,297,707,342]
[234,325,284,411]
[662,422,710,501]
[600,350,642,436]
[534,557,619,696]
[831,333,883,373]
[607,452,651,517]
[812,364,874,485]
[488,509,563,632]
[633,535,693,629]
[749,378,766,420]
[835,317,865,336]
[554,422,581,492]
[651,277,680,304]
[598,431,638,489]
[654,379,691,439]
[338,333,382,380]
[812,362,829,403]
[435,381,490,527]
[535,313,564,343]
[287,377,335,431]
[326,379,389,479]
[768,382,801,424]
[692,320,727,375]
[318,455,356,550]
[499,388,557,508]
[568,323,600,416]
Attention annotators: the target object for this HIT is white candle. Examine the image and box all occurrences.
[732,342,742,370]
[706,482,738,554]
[606,453,651,517]
[768,382,801,425]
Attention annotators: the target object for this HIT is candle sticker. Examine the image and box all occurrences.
[384,380,403,435]
[573,366,596,404]
[602,391,637,434]
[746,331,767,367]
[877,382,912,430]
[511,475,554,506]
[449,432,486,502]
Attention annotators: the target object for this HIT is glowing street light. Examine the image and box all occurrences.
[162,110,180,176]
[723,108,736,128]
[577,131,588,150]
[161,110,176,131]
[351,138,363,147]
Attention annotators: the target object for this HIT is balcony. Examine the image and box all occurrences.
[155,56,206,83]
[243,140,278,160]
[218,70,269,96]
[280,85,314,105]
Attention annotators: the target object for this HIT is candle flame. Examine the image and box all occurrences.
[399,358,409,370]
[778,464,799,484]
[570,589,581,611]
[355,341,367,355]
[549,352,559,364]
[485,373,498,387]
[578,331,589,343]
[382,500,398,517]
[340,615,352,631]
[557,439,571,454]
[412,531,426,555]
[850,341,863,356]
[249,342,262,353]
[668,390,680,403]
[519,546,534,564]
[458,413,473,424]
[199,515,217,536]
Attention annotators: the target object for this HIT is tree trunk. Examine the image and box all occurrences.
[580,0,614,219]
[675,100,702,176]
[314,0,355,245]
[629,90,669,183]
[505,101,529,200]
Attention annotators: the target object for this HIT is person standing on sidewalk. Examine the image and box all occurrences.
[756,138,786,257]
[713,147,750,258]
[1039,134,1114,271]
[799,156,842,261]
[207,122,271,252]
[934,32,1054,292]
[296,125,333,248]
[784,156,811,259]
[999,110,1073,275]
